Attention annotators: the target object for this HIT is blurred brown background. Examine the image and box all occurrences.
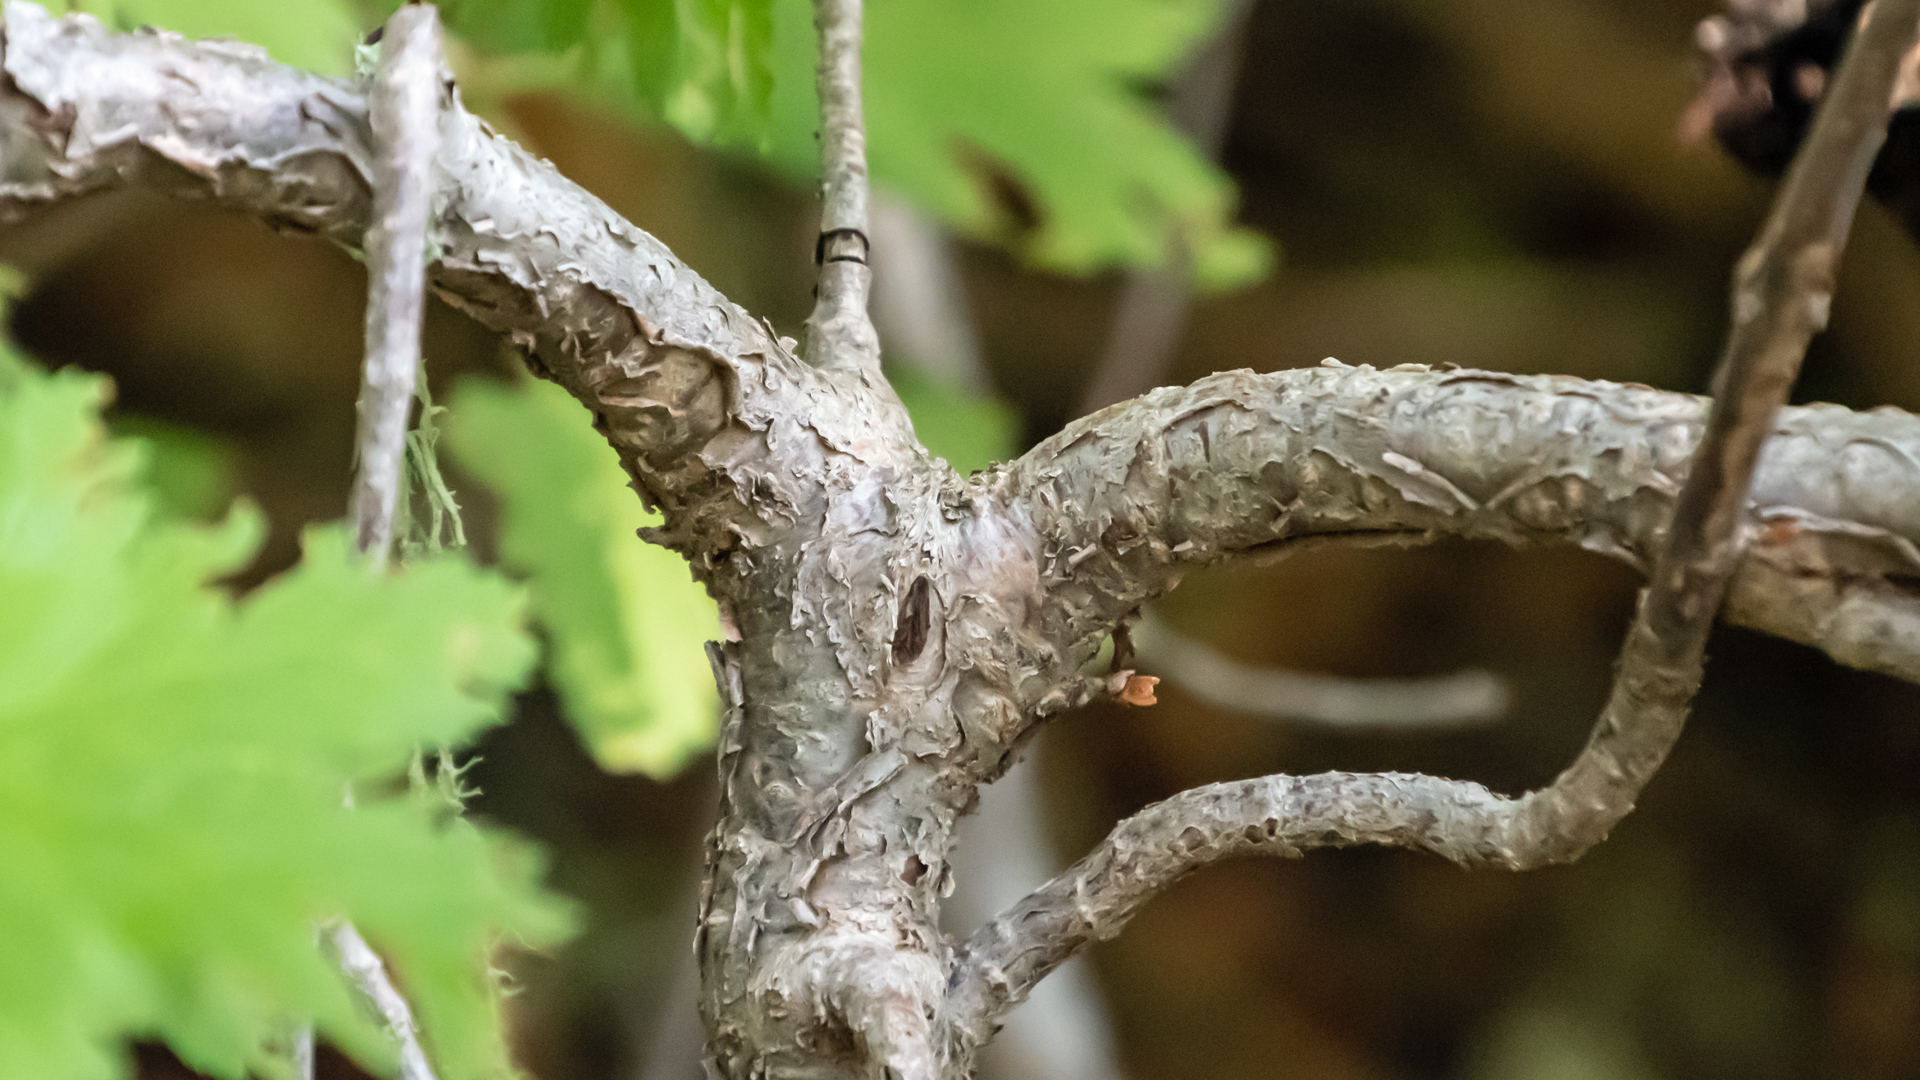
[6,0,1920,1077]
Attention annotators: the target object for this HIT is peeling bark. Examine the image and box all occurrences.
[10,5,1920,1078]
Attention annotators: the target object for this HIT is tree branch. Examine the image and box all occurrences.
[14,6,1920,1072]
[1130,610,1510,728]
[952,0,1920,1042]
[1076,0,1250,415]
[804,0,884,384]
[322,9,451,1077]
[0,0,918,566]
[1011,364,1920,692]
[7,0,1916,700]
[349,1,442,567]
[324,921,439,1080]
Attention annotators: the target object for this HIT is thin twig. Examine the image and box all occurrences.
[948,0,1920,1044]
[292,1023,314,1080]
[325,921,439,1080]
[1131,611,1509,729]
[802,0,883,380]
[333,9,449,1079]
[1076,0,1251,415]
[868,196,989,394]
[348,1,444,569]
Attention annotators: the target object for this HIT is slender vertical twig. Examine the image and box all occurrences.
[802,0,884,380]
[328,9,448,1080]
[325,921,439,1080]
[292,1023,315,1080]
[348,0,444,569]
[1076,0,1251,415]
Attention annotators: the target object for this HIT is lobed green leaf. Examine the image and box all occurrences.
[446,376,721,779]
[0,344,572,1080]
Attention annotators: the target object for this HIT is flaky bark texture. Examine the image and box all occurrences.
[9,6,1920,1078]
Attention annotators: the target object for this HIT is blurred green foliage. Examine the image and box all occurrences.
[0,336,574,1080]
[887,364,1019,474]
[424,0,1268,286]
[69,0,363,75]
[442,0,773,146]
[446,376,721,779]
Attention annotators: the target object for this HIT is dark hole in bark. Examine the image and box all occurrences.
[892,574,933,664]
[902,855,928,886]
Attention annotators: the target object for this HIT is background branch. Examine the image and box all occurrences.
[325,921,439,1080]
[1130,610,1509,728]
[954,0,1920,1042]
[869,196,988,394]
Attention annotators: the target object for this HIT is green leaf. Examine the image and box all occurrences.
[437,0,593,54]
[433,0,1267,286]
[445,376,720,779]
[0,348,572,1080]
[764,0,1269,286]
[438,0,775,143]
[887,364,1018,475]
[67,0,366,76]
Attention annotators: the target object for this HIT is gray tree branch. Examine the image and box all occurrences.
[951,0,1920,1042]
[324,921,439,1080]
[1130,610,1510,728]
[327,8,451,1078]
[803,0,886,386]
[349,1,442,567]
[11,4,1920,1077]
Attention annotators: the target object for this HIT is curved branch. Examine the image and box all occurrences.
[1131,610,1510,728]
[959,0,1920,1047]
[0,1,916,560]
[1010,363,1920,687]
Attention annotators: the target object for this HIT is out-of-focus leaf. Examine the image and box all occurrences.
[887,363,1018,475]
[107,415,236,522]
[434,0,593,53]
[68,0,364,75]
[430,0,1267,287]
[0,345,572,1080]
[446,376,720,779]
[437,0,774,143]
[764,0,1270,287]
